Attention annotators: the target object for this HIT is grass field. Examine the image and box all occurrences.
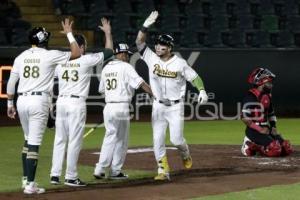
[0,119,299,199]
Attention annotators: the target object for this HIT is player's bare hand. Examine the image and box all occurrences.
[98,18,111,34]
[60,18,73,34]
[198,90,208,105]
[143,11,159,28]
[7,106,16,119]
[260,127,270,134]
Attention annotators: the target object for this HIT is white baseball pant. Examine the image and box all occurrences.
[50,96,86,180]
[17,93,50,145]
[152,101,190,173]
[94,103,129,176]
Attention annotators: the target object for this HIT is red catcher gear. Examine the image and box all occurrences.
[248,88,271,123]
[264,140,281,157]
[245,141,264,156]
[281,140,293,156]
[247,68,276,86]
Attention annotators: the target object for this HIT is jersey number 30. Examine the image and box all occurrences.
[106,78,117,90]
[62,70,79,82]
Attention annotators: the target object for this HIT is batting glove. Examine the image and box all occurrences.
[198,90,208,105]
[143,11,159,28]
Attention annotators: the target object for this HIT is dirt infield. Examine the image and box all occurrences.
[1,145,300,200]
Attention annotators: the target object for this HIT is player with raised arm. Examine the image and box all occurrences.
[136,11,208,181]
[6,18,81,194]
[49,18,113,187]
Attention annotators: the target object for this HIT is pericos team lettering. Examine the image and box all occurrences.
[153,64,177,78]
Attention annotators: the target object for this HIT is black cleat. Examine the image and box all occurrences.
[50,176,60,185]
[109,172,128,180]
[64,178,86,187]
[94,173,105,179]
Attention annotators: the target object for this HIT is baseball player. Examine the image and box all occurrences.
[136,11,208,181]
[241,67,293,157]
[6,18,81,194]
[93,42,154,179]
[50,18,113,187]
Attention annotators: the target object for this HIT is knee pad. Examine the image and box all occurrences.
[264,140,281,157]
[281,140,293,156]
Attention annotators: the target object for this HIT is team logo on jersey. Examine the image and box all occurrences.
[153,64,177,78]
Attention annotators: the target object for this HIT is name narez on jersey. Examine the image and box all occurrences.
[153,64,177,78]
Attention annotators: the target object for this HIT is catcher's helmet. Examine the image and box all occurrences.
[155,34,174,48]
[28,27,50,45]
[247,68,276,86]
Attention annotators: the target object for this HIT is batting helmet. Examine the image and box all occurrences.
[28,27,50,46]
[155,34,174,48]
[247,68,276,86]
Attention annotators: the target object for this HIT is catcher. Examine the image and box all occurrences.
[241,67,293,157]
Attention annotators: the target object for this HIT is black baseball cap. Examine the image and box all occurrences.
[114,43,133,55]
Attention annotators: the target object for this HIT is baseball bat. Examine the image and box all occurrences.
[83,122,104,138]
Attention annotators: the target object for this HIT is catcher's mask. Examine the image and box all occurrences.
[155,34,174,49]
[28,27,50,46]
[247,68,276,86]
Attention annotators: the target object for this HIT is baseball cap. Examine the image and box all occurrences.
[114,43,133,55]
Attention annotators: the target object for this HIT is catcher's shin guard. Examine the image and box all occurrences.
[264,140,281,157]
[281,140,293,156]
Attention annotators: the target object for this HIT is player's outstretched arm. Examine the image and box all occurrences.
[136,11,158,51]
[60,18,81,60]
[99,17,113,50]
[140,81,155,98]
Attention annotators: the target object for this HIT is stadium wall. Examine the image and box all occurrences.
[0,47,299,117]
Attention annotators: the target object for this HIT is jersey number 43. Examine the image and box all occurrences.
[62,70,79,82]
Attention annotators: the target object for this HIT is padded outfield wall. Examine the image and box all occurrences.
[0,47,299,117]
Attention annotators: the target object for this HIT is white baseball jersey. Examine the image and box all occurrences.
[99,59,144,103]
[141,46,198,100]
[11,47,71,93]
[56,53,104,97]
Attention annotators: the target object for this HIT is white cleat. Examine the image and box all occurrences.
[23,182,45,194]
[22,177,27,189]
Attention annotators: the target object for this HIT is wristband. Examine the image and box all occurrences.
[141,26,148,33]
[7,99,14,107]
[249,122,263,132]
[67,32,75,43]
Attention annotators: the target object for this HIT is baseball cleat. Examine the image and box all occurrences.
[154,173,170,181]
[23,182,45,194]
[94,173,105,179]
[183,156,193,169]
[159,156,170,173]
[109,172,128,180]
[50,176,60,185]
[64,178,87,187]
[22,176,27,189]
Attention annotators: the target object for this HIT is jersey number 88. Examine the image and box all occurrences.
[23,66,39,78]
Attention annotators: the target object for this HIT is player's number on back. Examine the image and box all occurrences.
[23,66,39,78]
[106,78,117,90]
[62,70,79,82]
